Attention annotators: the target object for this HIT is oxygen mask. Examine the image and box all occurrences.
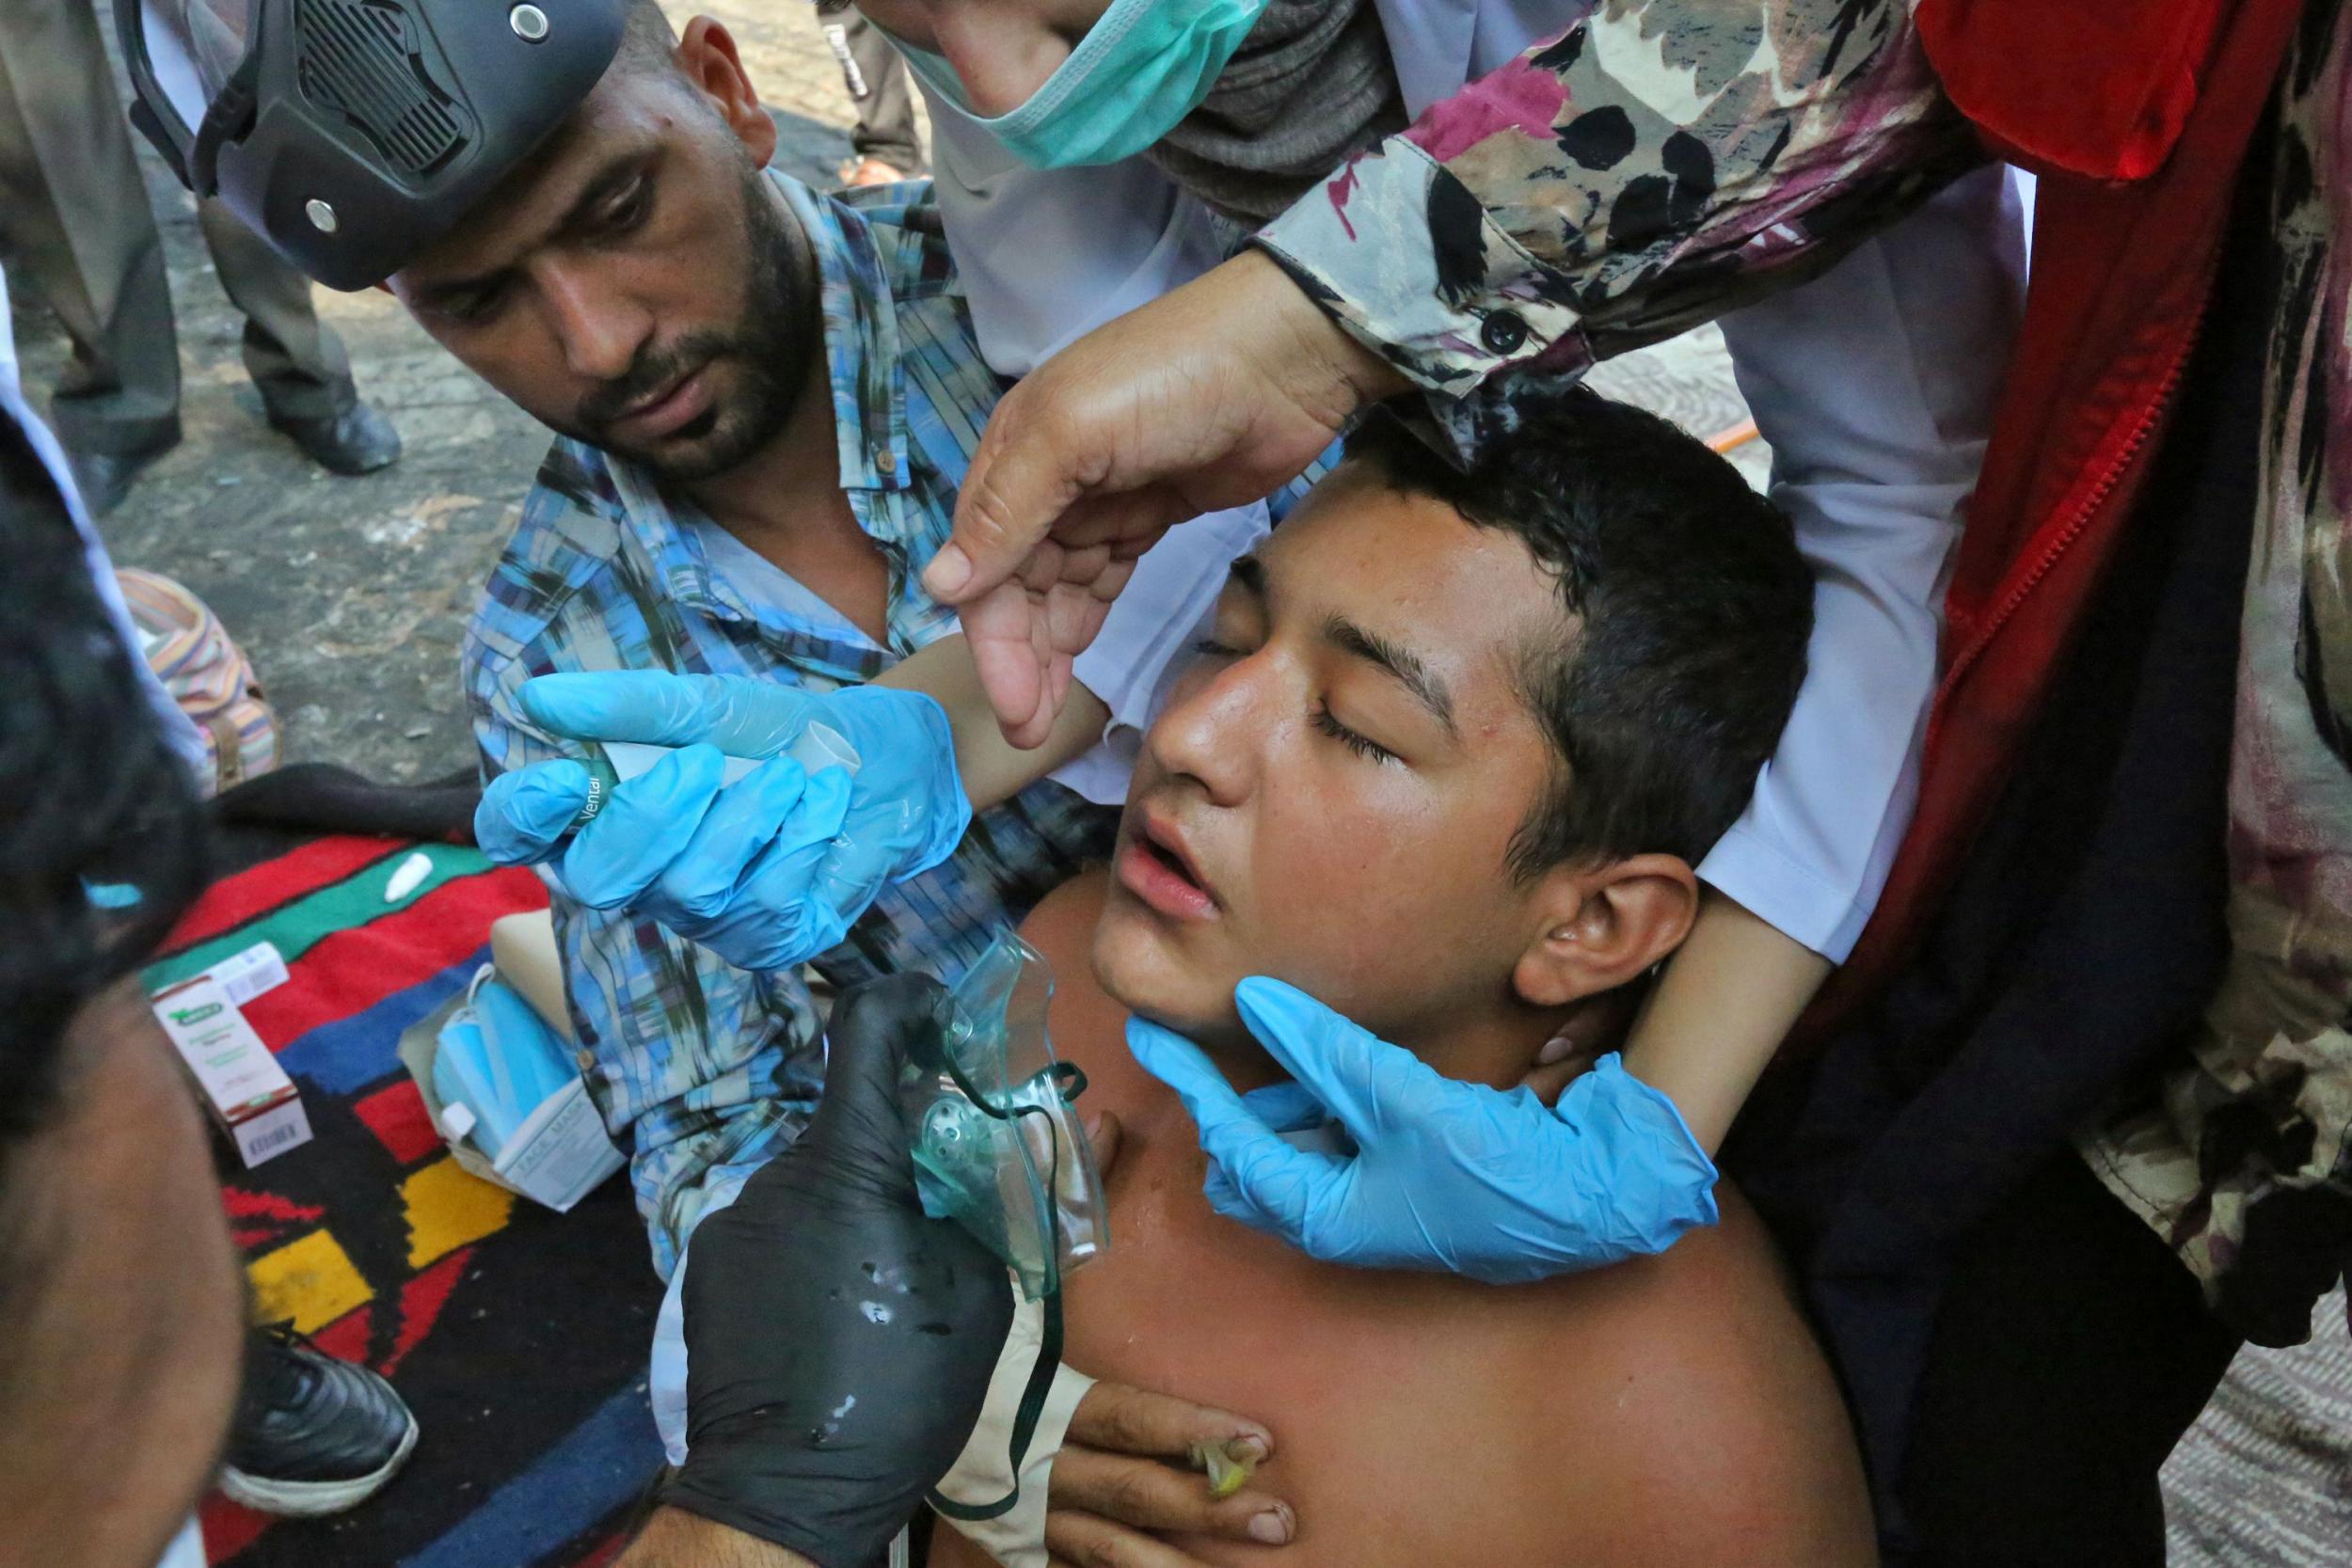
[898,933,1108,1302]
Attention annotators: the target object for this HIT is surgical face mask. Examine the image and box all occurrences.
[895,0,1276,169]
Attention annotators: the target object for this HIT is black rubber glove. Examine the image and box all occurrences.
[660,974,1014,1565]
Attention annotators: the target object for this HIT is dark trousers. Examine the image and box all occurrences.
[1904,1152,2244,1565]
[0,0,354,456]
[823,10,923,173]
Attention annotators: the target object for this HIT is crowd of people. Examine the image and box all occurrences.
[4,1,2348,1566]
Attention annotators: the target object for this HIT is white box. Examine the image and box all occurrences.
[397,979,621,1213]
[151,975,313,1167]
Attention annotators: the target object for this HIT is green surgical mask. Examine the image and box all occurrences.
[896,0,1275,170]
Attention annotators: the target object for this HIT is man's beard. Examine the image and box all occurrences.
[556,166,810,482]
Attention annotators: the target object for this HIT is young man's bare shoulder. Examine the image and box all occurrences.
[1017,871,1876,1566]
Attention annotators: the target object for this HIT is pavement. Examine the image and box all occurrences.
[9,4,2343,1560]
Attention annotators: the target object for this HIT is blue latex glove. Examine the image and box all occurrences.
[1124,976,1720,1284]
[472,671,973,971]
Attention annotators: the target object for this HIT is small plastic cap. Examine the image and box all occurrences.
[439,1101,479,1142]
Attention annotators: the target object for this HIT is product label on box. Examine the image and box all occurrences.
[151,975,312,1166]
[493,1079,625,1212]
[209,941,290,1006]
[234,1098,314,1168]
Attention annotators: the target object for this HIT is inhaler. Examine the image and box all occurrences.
[564,721,862,833]
[898,933,1109,1302]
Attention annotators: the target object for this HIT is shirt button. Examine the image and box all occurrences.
[874,449,898,477]
[1480,309,1530,355]
[575,1048,596,1073]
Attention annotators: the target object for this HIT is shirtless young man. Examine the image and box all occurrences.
[933,391,1875,1567]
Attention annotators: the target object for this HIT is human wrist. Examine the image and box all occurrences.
[618,1504,820,1567]
[1229,248,1408,423]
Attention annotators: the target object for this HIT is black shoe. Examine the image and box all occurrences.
[268,400,402,476]
[219,1323,419,1516]
[64,437,176,516]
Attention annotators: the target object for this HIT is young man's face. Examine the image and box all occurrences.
[1092,463,1572,1054]
[387,22,809,481]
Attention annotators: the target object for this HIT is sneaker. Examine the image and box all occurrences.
[218,1324,419,1516]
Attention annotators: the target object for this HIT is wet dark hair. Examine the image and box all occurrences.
[0,417,209,1141]
[1346,384,1812,876]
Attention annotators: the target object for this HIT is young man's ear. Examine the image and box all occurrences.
[1511,854,1699,1010]
[676,17,779,168]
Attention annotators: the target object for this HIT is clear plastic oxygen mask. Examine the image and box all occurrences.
[898,933,1109,1301]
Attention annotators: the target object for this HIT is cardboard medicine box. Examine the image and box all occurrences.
[151,975,312,1167]
[397,976,622,1214]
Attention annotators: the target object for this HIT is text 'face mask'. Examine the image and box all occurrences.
[898,0,1276,169]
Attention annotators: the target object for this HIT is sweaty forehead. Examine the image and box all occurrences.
[1262,464,1567,708]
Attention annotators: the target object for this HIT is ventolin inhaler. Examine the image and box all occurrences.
[565,721,860,833]
[898,933,1109,1301]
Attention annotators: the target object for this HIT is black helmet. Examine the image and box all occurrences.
[119,0,629,290]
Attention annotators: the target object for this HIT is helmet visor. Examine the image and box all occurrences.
[129,0,256,148]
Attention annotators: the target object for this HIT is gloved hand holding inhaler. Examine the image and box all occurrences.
[474,670,972,971]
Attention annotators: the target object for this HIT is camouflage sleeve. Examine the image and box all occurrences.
[1252,0,1987,453]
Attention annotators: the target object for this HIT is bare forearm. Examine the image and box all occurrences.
[1620,891,1833,1152]
[615,1507,818,1568]
[877,634,1110,811]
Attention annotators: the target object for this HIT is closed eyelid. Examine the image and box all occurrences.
[1323,616,1456,739]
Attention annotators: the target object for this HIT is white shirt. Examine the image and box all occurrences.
[905,3,2024,960]
[0,266,209,779]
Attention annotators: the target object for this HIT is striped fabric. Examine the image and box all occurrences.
[116,566,278,796]
[463,174,1116,1279]
[148,837,669,1568]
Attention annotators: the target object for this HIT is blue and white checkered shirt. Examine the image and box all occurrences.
[464,175,1114,1277]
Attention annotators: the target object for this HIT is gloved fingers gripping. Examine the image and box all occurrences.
[700,770,859,967]
[644,757,810,926]
[722,834,848,970]
[1200,1158,1318,1243]
[1233,975,1448,1146]
[520,670,823,756]
[557,744,726,909]
[1124,1017,1253,1127]
[797,804,904,931]
[1127,1018,1336,1245]
[1558,1056,1722,1233]
[1236,1080,1327,1133]
[807,974,957,1187]
[475,760,593,865]
[695,770,867,969]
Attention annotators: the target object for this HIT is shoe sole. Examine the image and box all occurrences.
[217,1413,419,1517]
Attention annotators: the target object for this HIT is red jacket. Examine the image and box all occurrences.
[1806,0,2308,1036]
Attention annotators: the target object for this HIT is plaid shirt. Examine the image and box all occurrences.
[463,176,1113,1278]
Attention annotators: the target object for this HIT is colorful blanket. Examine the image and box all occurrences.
[149,837,666,1566]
